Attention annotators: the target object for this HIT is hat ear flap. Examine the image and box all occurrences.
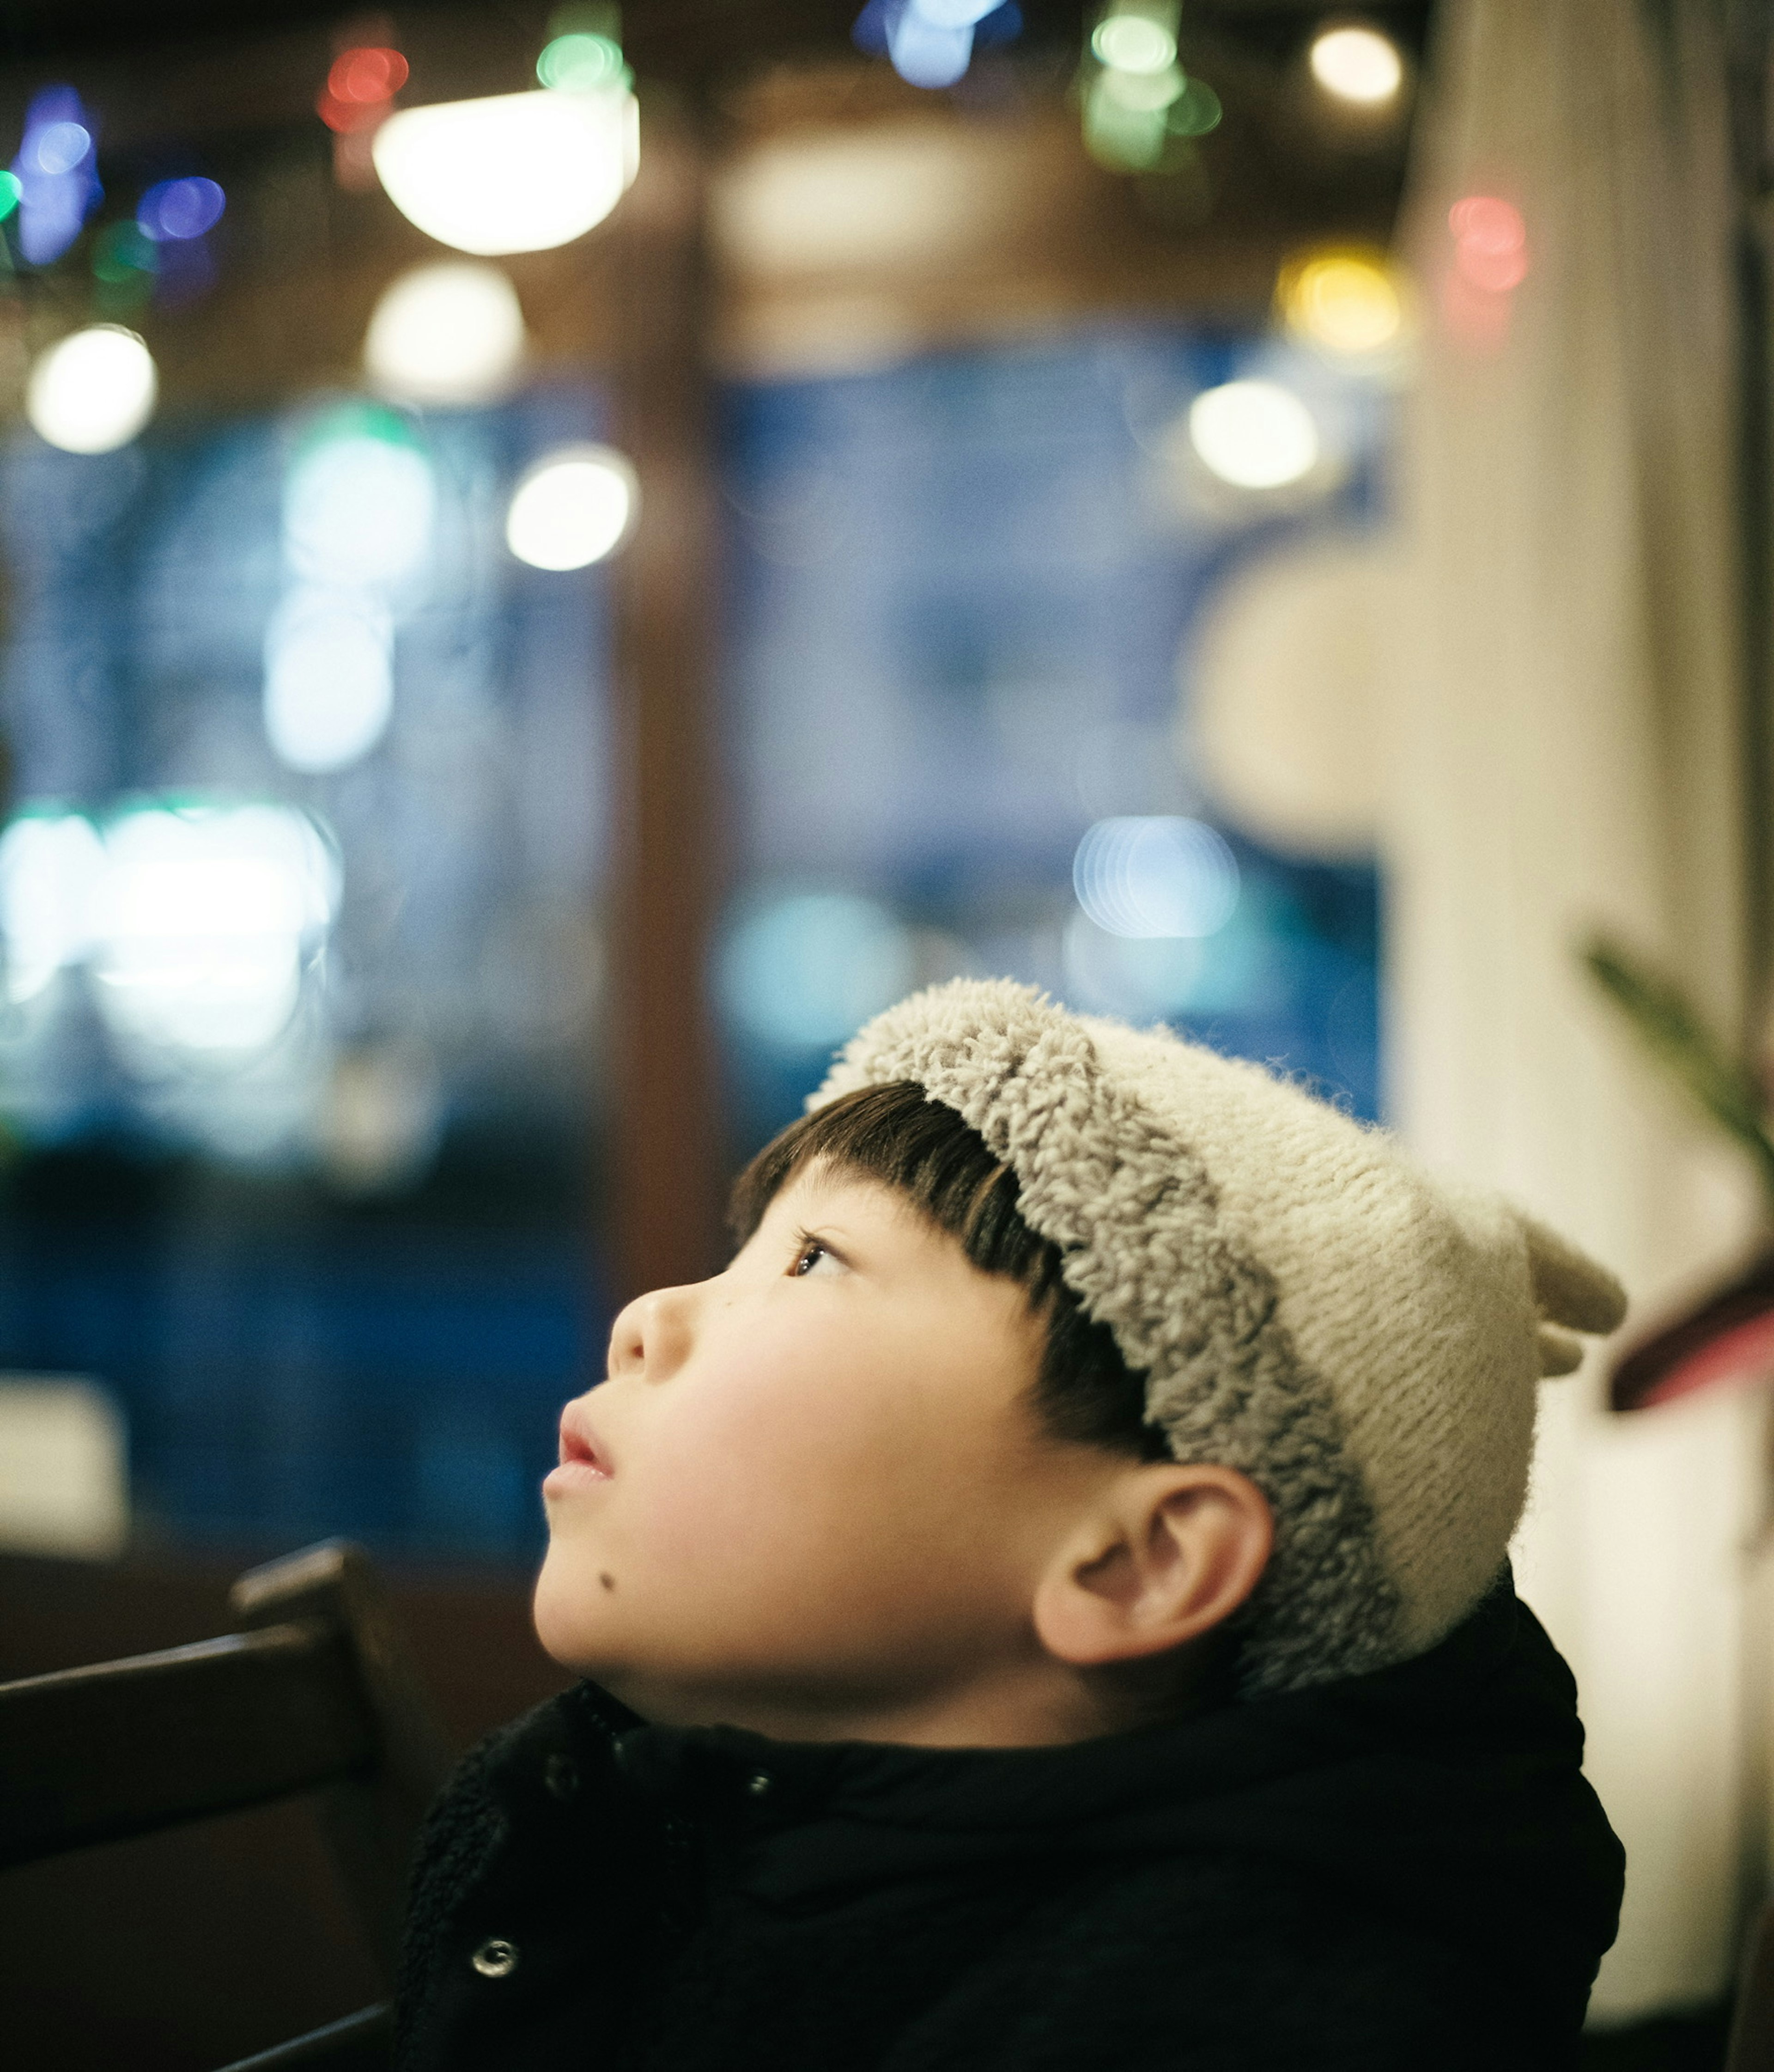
[1536,1323,1586,1377]
[1518,1211,1628,1376]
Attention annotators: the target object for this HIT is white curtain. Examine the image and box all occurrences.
[1391,0,1761,2018]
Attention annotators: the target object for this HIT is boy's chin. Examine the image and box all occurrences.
[531,1545,613,1676]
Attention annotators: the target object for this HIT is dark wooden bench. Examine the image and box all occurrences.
[0,1540,451,2072]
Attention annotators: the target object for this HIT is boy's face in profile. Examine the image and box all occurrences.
[534,1165,1118,1737]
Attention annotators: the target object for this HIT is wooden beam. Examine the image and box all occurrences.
[608,95,726,1304]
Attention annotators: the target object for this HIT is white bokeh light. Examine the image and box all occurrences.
[283,433,436,588]
[505,445,638,570]
[264,590,395,774]
[1072,817,1240,939]
[364,260,527,405]
[88,805,338,1059]
[0,813,105,1003]
[25,326,158,454]
[1187,380,1321,490]
[1308,24,1404,104]
[371,87,638,257]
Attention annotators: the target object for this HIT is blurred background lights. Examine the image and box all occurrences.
[263,590,395,774]
[0,813,104,1004]
[1082,0,1217,169]
[283,422,435,587]
[25,325,158,454]
[1278,245,1404,356]
[88,805,338,1060]
[1308,24,1404,104]
[888,5,976,89]
[318,45,409,132]
[719,892,914,1052]
[0,171,19,220]
[1092,4,1177,73]
[371,85,638,257]
[136,176,225,242]
[1073,816,1239,938]
[537,29,629,91]
[505,445,638,570]
[851,0,1021,83]
[1187,378,1320,488]
[364,260,527,405]
[34,122,91,174]
[92,221,158,299]
[1063,913,1203,1020]
[1450,194,1528,290]
[12,85,102,265]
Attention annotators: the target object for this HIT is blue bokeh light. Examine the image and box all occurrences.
[852,0,1022,79]
[10,85,102,266]
[1073,817,1241,939]
[137,175,225,243]
[718,891,914,1053]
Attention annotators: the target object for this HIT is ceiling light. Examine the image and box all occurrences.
[371,86,638,257]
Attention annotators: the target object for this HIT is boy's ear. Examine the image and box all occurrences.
[1031,1463,1273,1669]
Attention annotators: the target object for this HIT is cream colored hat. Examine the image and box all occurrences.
[811,979,1626,1696]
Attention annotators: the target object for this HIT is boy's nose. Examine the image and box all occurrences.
[606,1282,699,1382]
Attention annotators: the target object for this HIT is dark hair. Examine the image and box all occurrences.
[729,1081,1169,1463]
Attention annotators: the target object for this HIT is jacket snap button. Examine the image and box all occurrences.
[746,1771,772,1797]
[544,1753,580,1800]
[472,1938,519,1979]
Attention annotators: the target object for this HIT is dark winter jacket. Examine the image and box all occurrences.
[397,1576,1623,2072]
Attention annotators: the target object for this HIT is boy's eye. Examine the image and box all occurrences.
[790,1237,844,1278]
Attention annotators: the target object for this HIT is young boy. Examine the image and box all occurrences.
[398,979,1627,2071]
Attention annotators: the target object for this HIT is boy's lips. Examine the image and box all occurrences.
[544,1404,614,1497]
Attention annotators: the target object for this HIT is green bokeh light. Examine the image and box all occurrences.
[537,31,628,92]
[1167,77,1222,136]
[1091,14,1177,76]
[0,171,20,222]
[93,220,160,284]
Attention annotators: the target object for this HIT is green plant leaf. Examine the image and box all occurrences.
[1583,935,1774,1205]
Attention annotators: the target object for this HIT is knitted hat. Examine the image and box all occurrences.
[810,979,1626,1697]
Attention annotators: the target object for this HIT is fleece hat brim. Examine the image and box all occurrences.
[812,979,1626,1695]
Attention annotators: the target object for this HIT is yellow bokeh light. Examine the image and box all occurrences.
[1277,247,1406,357]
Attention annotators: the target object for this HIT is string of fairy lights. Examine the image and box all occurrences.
[0,6,1527,740]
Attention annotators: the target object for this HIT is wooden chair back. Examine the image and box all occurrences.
[0,1539,452,2071]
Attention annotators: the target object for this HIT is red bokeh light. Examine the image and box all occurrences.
[328,46,409,105]
[1444,193,1530,331]
[1455,241,1529,293]
[1448,195,1525,256]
